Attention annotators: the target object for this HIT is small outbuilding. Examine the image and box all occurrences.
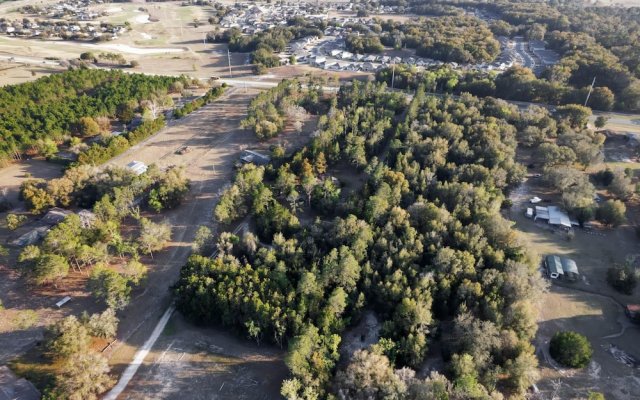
[544,255,579,281]
[126,160,148,176]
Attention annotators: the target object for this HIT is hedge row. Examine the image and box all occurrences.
[173,85,226,119]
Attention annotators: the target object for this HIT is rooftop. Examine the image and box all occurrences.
[0,366,40,400]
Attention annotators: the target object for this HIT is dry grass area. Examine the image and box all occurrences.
[0,159,64,206]
[0,62,64,86]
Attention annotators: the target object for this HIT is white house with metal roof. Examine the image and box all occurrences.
[534,205,573,229]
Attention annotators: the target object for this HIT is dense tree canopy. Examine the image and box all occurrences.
[176,81,547,399]
[379,15,500,64]
[0,69,183,165]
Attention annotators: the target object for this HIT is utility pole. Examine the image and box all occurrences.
[227,49,233,78]
[584,76,596,107]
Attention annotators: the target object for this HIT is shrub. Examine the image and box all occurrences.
[6,213,27,230]
[607,265,638,295]
[78,116,100,137]
[549,331,593,368]
[596,199,626,227]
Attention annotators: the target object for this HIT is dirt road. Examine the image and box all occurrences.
[103,87,278,393]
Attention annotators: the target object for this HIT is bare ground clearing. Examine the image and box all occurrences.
[0,159,64,207]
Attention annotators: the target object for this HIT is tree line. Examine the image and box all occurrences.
[175,80,549,399]
[376,63,618,111]
[71,84,225,166]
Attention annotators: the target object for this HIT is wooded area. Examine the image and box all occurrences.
[0,69,183,166]
[175,82,551,399]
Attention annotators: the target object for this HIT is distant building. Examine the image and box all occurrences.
[545,255,579,281]
[311,56,326,66]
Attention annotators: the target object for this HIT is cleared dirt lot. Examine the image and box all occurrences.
[119,312,287,400]
[0,159,64,207]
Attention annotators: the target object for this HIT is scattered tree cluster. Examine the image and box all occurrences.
[41,309,118,399]
[241,78,325,139]
[20,161,190,214]
[210,18,325,71]
[606,264,638,295]
[345,34,385,54]
[17,165,181,310]
[549,330,593,368]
